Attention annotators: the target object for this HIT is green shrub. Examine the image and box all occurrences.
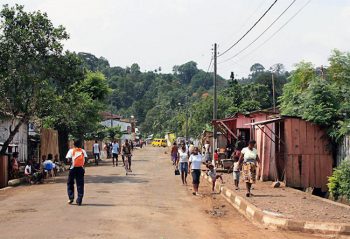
[328,160,350,200]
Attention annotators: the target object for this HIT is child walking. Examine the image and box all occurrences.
[207,164,224,193]
[233,157,240,190]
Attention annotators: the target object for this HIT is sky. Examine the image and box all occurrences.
[2,0,350,79]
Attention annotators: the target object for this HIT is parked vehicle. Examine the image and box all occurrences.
[151,139,167,147]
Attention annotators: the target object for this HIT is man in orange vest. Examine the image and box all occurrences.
[66,140,87,206]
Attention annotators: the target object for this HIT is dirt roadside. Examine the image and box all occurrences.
[0,147,321,239]
[217,171,350,223]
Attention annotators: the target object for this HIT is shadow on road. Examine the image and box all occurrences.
[53,174,149,184]
[80,203,116,207]
[250,194,286,198]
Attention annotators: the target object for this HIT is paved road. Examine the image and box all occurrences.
[0,147,320,239]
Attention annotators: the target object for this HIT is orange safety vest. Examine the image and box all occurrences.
[72,148,85,167]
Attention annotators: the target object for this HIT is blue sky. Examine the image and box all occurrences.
[2,0,350,78]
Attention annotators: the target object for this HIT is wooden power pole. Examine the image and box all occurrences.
[272,73,276,112]
[213,43,218,154]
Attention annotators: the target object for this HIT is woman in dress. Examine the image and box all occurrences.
[239,140,260,197]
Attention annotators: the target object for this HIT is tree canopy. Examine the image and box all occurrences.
[0,4,69,155]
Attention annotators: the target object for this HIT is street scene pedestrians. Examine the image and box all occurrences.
[1,1,350,238]
[0,146,319,239]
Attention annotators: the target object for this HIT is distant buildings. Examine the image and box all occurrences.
[100,112,139,141]
[0,118,28,162]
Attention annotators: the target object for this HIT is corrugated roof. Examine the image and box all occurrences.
[245,117,284,126]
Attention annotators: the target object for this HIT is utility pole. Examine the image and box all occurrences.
[213,43,218,154]
[185,95,189,142]
[272,73,276,112]
[110,111,113,127]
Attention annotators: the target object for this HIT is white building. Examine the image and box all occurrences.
[0,118,28,162]
[100,112,135,142]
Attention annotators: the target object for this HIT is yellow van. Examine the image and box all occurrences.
[151,139,167,147]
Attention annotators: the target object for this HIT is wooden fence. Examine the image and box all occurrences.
[40,128,59,159]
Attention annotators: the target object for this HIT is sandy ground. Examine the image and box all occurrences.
[219,172,350,223]
[0,147,322,239]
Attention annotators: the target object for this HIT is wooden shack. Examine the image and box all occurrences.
[212,111,278,145]
[40,128,59,159]
[251,117,333,192]
[213,110,333,192]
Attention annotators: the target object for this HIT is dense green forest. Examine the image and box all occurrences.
[78,53,290,137]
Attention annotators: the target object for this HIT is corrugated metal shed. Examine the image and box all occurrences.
[213,111,334,192]
[251,117,333,192]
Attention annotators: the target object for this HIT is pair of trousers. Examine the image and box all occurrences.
[112,153,118,165]
[94,153,100,165]
[67,167,85,203]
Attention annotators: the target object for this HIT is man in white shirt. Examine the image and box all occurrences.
[66,140,88,205]
[92,140,100,166]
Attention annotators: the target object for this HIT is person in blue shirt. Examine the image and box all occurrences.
[43,154,55,179]
[112,140,120,167]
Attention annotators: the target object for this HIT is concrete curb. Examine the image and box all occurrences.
[8,177,27,186]
[201,172,350,237]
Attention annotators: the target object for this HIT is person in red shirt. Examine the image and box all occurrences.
[214,149,219,167]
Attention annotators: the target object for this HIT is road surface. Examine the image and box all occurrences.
[0,147,320,239]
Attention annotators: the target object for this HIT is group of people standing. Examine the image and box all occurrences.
[92,139,134,172]
[171,137,260,198]
[171,141,208,196]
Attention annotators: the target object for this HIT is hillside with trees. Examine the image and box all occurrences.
[78,52,290,137]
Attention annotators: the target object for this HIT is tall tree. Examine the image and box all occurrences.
[0,4,68,155]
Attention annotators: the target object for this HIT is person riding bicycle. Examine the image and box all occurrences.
[122,139,132,172]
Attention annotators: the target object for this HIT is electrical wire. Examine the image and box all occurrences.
[206,57,213,73]
[225,0,312,66]
[218,0,278,57]
[220,0,267,49]
[219,0,297,64]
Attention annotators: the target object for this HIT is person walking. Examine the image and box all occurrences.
[239,140,260,197]
[122,139,132,173]
[66,140,87,206]
[170,142,178,165]
[112,140,120,167]
[188,141,195,155]
[189,147,205,196]
[92,140,100,166]
[203,140,211,163]
[104,142,111,159]
[177,143,189,185]
[232,135,245,162]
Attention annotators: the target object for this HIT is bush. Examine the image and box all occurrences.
[328,160,350,200]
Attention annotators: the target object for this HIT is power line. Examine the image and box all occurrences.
[218,0,278,57]
[206,57,213,73]
[220,0,267,49]
[219,0,297,64]
[225,0,312,66]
